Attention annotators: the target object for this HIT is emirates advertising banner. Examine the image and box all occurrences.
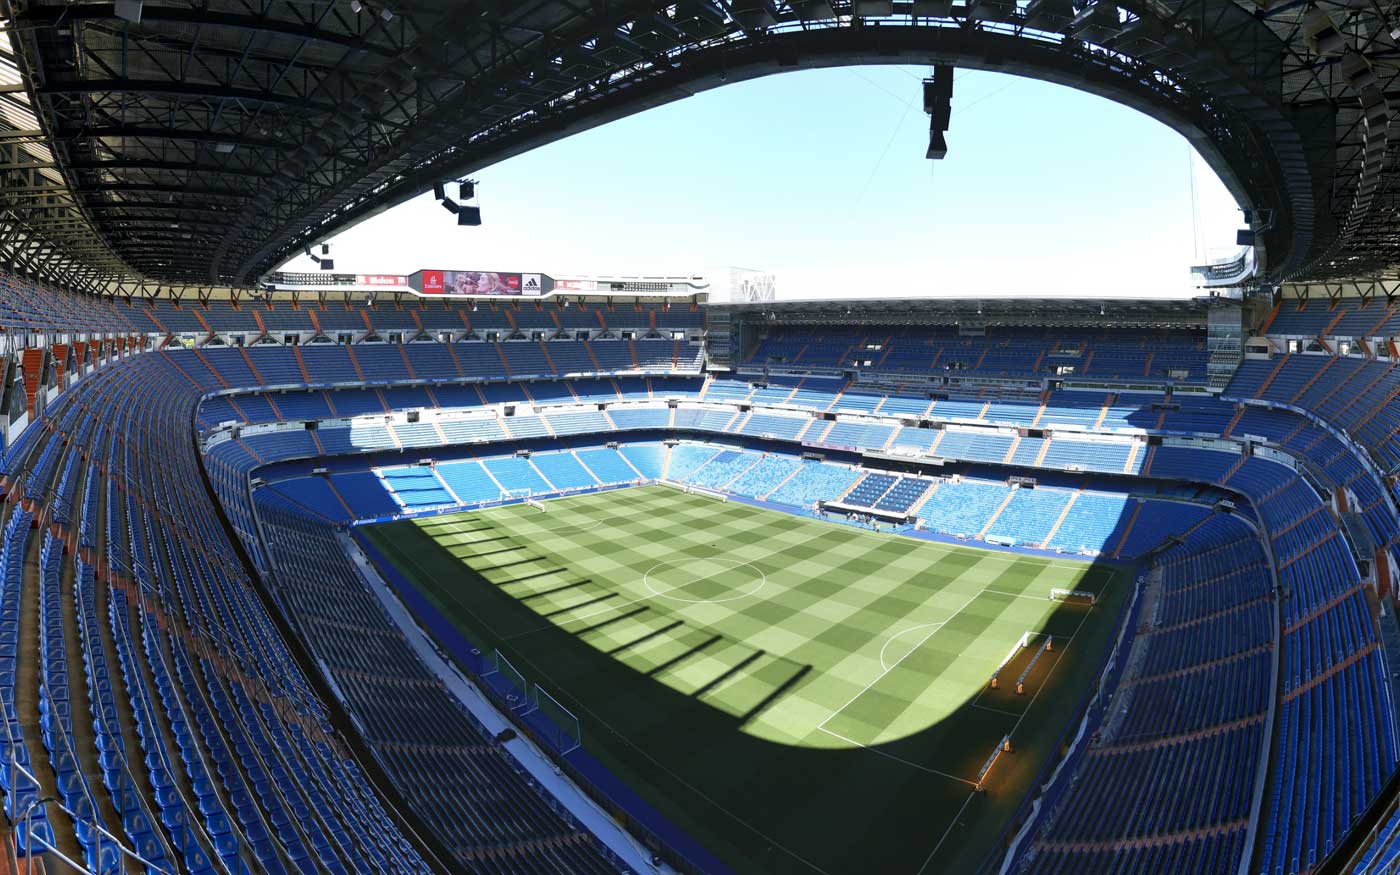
[409,270,551,297]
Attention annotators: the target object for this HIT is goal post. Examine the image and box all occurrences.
[525,497,547,512]
[492,651,536,714]
[684,484,729,503]
[533,687,582,755]
[989,631,1033,690]
[1050,587,1097,605]
[485,653,584,756]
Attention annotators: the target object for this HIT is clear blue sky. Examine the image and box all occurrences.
[281,67,1240,299]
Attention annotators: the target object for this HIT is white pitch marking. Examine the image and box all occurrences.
[982,586,1059,602]
[918,790,979,874]
[817,586,991,733]
[814,726,978,788]
[878,622,948,672]
[642,558,767,604]
[495,511,837,640]
[970,702,1025,719]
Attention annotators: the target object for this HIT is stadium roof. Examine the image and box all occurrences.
[0,1,1393,293]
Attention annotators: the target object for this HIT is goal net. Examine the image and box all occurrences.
[525,497,547,512]
[534,687,583,755]
[685,484,729,502]
[1050,587,1097,605]
[482,651,583,755]
[989,631,1034,690]
[485,651,536,714]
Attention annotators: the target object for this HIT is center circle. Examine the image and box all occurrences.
[643,558,767,604]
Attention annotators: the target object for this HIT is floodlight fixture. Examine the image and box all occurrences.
[432,178,481,227]
[923,65,954,160]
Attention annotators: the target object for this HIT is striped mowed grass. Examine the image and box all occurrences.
[365,485,1127,875]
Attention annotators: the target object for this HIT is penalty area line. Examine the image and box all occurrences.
[982,586,1058,602]
[918,789,979,874]
[878,621,947,672]
[817,586,990,733]
[1008,595,1097,738]
[970,702,1024,719]
[814,726,978,788]
[920,605,1097,871]
[968,590,1094,713]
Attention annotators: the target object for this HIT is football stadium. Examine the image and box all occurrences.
[1,2,1400,875]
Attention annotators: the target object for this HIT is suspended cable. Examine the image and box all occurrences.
[1187,146,1203,262]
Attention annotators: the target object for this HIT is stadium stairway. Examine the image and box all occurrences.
[1041,492,1081,546]
[976,488,1019,539]
[1255,355,1293,398]
[14,516,89,869]
[761,464,806,501]
[1035,817,1250,855]
[1289,357,1336,404]
[1108,502,1142,560]
[88,480,281,874]
[52,527,132,871]
[20,349,44,418]
[21,446,158,871]
[35,481,190,868]
[118,593,248,874]
[1093,713,1268,757]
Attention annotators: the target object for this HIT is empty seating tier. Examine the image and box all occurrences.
[6,276,1400,875]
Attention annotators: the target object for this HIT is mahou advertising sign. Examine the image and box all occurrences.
[357,274,408,287]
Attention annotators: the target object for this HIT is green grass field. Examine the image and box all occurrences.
[363,485,1128,875]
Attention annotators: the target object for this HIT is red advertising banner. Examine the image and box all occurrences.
[357,274,408,287]
[418,270,446,294]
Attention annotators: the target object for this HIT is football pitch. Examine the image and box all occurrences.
[363,485,1129,875]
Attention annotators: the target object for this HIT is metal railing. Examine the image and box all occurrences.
[5,707,177,875]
